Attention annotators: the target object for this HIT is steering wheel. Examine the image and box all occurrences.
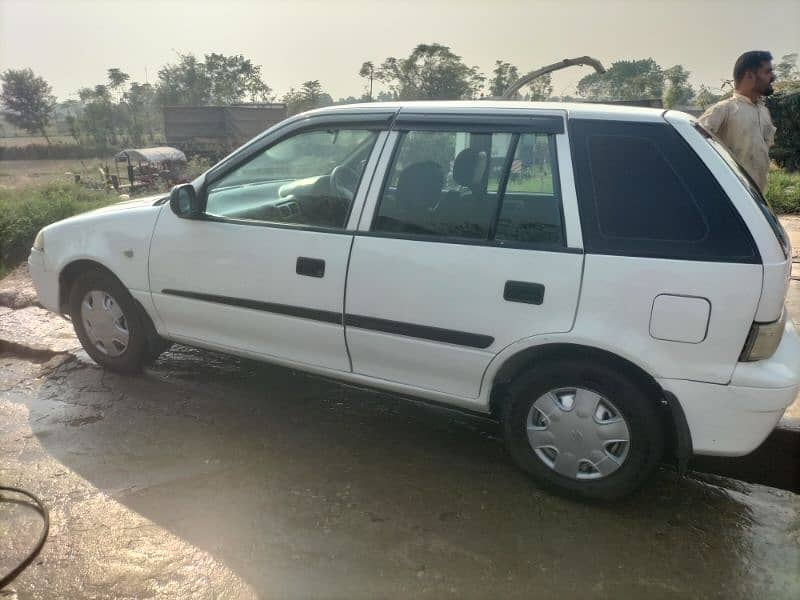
[330,166,360,203]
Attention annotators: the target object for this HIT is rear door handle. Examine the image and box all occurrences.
[296,257,325,278]
[504,281,545,305]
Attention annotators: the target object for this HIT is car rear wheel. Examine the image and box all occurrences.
[502,358,664,500]
[68,270,149,374]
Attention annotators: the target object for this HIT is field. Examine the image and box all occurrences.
[0,135,75,147]
[0,157,115,188]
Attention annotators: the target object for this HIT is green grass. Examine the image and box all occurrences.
[505,171,555,194]
[766,169,800,214]
[0,183,115,274]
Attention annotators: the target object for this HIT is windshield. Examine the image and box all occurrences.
[694,123,789,258]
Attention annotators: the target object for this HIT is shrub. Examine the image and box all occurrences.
[0,183,114,272]
[768,89,800,172]
[766,168,800,213]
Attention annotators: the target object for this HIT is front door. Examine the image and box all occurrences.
[344,114,585,399]
[149,125,385,371]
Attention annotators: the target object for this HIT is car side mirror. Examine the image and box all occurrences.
[169,183,204,219]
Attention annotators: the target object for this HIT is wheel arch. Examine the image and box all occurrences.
[59,257,165,361]
[58,259,124,315]
[486,342,691,472]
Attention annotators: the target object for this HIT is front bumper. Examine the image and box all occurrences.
[658,316,800,457]
[28,249,60,313]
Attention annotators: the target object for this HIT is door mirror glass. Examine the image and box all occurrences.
[170,183,203,218]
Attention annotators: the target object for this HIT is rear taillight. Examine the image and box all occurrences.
[740,310,786,362]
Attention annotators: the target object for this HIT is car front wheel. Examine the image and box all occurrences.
[502,358,664,500]
[68,270,149,374]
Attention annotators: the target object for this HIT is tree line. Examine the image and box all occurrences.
[2,44,799,149]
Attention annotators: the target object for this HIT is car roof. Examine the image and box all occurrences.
[305,100,670,123]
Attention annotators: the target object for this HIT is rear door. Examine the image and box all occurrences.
[343,111,585,399]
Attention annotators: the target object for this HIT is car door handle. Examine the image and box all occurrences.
[296,257,325,278]
[504,281,545,305]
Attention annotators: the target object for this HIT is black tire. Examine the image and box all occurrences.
[502,359,664,501]
[143,337,172,366]
[68,269,149,374]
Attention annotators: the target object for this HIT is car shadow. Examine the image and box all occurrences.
[27,345,786,598]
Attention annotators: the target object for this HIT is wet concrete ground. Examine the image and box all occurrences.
[2,220,800,598]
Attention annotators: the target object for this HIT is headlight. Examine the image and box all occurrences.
[32,230,45,252]
[739,310,786,362]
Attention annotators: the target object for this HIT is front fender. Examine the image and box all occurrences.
[44,203,165,295]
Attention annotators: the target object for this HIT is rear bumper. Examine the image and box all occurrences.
[28,249,60,313]
[658,316,800,457]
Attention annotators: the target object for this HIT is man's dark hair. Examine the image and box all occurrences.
[733,51,773,84]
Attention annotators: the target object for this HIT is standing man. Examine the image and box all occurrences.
[699,51,777,193]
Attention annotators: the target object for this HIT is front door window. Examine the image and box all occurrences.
[206,128,379,229]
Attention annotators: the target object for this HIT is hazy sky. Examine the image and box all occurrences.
[1,0,798,102]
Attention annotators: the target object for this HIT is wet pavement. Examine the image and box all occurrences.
[2,220,800,598]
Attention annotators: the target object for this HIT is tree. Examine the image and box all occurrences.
[775,53,799,82]
[577,58,664,101]
[0,68,56,143]
[375,90,396,102]
[376,43,485,100]
[489,61,519,97]
[663,65,695,108]
[124,82,160,145]
[107,68,130,102]
[695,85,722,110]
[526,73,553,101]
[468,68,486,99]
[155,52,273,106]
[204,53,273,104]
[336,96,364,105]
[359,61,376,100]
[157,53,210,106]
[283,80,333,115]
[77,84,115,146]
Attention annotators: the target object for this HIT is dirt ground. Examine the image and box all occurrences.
[1,221,799,598]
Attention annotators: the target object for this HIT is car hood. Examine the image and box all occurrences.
[86,194,168,216]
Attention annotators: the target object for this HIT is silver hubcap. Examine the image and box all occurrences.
[80,290,129,357]
[526,387,630,480]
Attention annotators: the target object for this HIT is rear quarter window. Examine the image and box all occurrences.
[569,119,759,263]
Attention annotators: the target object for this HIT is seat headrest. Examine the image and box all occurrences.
[453,148,488,188]
[396,161,444,210]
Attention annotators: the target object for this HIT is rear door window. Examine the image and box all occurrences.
[373,130,511,239]
[372,128,564,247]
[495,133,562,245]
[569,119,758,263]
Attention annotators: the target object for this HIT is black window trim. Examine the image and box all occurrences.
[392,112,565,134]
[368,128,574,253]
[193,213,358,236]
[352,229,583,254]
[488,133,519,240]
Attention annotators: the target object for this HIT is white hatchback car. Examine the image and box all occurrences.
[29,102,800,499]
